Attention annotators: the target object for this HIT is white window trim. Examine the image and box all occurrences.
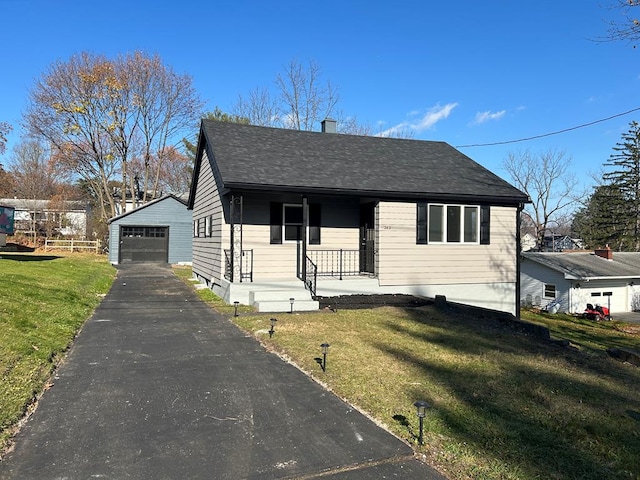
[428,203,480,244]
[543,283,556,299]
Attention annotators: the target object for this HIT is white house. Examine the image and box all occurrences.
[521,247,640,314]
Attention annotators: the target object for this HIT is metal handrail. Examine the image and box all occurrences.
[304,256,318,297]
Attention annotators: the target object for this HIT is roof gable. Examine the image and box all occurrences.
[189,121,529,207]
[107,194,188,224]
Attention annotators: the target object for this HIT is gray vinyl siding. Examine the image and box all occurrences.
[192,150,224,285]
[376,202,518,285]
[108,196,192,264]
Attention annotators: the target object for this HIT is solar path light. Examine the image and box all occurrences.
[320,342,330,372]
[413,400,429,445]
[269,317,277,338]
[289,297,295,314]
[233,301,239,317]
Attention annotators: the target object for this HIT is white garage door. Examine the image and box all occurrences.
[584,285,627,313]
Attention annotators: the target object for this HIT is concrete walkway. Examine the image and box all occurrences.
[0,264,445,479]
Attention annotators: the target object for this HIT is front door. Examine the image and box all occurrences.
[359,203,376,274]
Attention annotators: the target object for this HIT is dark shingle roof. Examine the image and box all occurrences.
[523,251,640,279]
[191,120,529,205]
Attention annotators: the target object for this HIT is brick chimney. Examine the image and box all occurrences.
[594,246,613,260]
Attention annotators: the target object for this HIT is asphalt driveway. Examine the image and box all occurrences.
[0,264,445,480]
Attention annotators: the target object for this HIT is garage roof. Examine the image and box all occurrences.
[523,251,640,280]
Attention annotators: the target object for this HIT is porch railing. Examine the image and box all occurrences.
[304,256,318,297]
[224,249,254,282]
[306,249,361,280]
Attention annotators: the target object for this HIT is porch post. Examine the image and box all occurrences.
[302,195,308,282]
[515,203,523,320]
[230,194,243,283]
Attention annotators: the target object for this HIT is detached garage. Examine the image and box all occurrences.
[521,248,640,315]
[107,194,192,265]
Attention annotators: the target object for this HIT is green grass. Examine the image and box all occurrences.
[0,253,115,453]
[176,269,640,480]
[521,308,640,354]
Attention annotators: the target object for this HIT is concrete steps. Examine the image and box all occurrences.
[250,289,319,313]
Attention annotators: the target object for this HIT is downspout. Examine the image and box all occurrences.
[516,203,524,320]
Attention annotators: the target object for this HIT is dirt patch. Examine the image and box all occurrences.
[617,324,640,336]
[317,294,432,310]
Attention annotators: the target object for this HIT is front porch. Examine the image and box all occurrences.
[214,274,387,313]
[222,244,378,312]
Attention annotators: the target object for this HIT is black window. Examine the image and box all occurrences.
[418,203,484,244]
[270,202,321,244]
[544,284,556,298]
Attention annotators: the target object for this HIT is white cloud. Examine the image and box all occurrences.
[472,109,506,125]
[377,103,458,137]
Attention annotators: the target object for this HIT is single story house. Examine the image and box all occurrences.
[107,194,192,265]
[188,119,529,313]
[0,198,88,238]
[521,248,640,314]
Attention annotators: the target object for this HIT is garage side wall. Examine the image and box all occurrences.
[520,258,571,312]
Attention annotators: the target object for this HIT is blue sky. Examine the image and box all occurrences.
[1,0,637,186]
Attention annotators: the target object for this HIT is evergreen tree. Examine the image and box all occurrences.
[603,121,640,250]
[573,184,630,250]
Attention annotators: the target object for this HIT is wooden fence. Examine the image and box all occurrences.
[44,239,102,253]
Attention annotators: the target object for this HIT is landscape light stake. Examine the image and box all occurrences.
[289,297,295,314]
[413,400,429,445]
[269,317,277,338]
[321,343,330,372]
[234,301,239,317]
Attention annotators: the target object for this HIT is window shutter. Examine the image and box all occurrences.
[417,203,428,244]
[270,202,283,244]
[480,205,490,245]
[309,204,321,245]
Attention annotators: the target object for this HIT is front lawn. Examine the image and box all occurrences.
[0,253,115,454]
[226,303,640,480]
[176,265,640,479]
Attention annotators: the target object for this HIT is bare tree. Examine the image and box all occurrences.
[276,59,339,131]
[232,59,412,137]
[23,51,203,221]
[234,87,279,127]
[602,0,640,45]
[502,149,583,250]
[233,59,339,131]
[8,140,61,243]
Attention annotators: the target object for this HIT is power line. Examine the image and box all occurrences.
[455,107,640,148]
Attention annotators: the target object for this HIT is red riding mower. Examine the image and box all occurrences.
[583,303,611,321]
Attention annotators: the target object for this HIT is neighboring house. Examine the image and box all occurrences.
[112,188,165,216]
[541,233,584,252]
[188,119,529,314]
[107,194,192,265]
[0,198,88,238]
[521,247,640,314]
[521,232,537,252]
